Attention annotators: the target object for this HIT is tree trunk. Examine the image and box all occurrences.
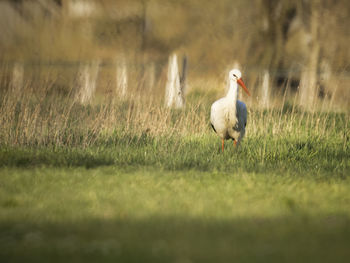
[298,0,320,110]
[307,0,320,110]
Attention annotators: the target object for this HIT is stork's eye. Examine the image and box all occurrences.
[233,74,237,78]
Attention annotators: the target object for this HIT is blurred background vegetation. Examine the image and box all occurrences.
[0,0,349,109]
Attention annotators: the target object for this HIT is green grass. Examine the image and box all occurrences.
[0,92,349,262]
[1,132,348,175]
[1,127,350,262]
[1,167,350,263]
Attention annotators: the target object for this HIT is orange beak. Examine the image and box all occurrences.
[237,78,251,96]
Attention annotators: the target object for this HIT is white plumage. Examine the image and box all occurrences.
[210,69,251,152]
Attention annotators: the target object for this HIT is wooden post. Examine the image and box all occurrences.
[76,60,100,104]
[116,56,128,99]
[11,62,24,96]
[147,61,155,91]
[165,53,184,109]
[179,55,187,103]
[299,0,320,111]
[165,54,176,107]
[307,0,320,110]
[261,70,270,109]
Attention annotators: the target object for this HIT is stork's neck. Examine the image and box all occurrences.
[226,78,238,104]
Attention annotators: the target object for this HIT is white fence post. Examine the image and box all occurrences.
[76,60,100,104]
[165,53,184,108]
[116,57,128,99]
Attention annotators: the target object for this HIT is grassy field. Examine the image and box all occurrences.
[0,67,350,262]
[1,0,350,260]
[1,166,350,263]
[1,105,350,262]
[1,1,350,261]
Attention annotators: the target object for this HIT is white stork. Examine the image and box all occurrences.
[210,69,251,152]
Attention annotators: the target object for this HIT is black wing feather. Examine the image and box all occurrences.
[211,123,217,133]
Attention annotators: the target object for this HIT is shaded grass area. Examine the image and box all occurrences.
[2,215,350,263]
[1,168,350,262]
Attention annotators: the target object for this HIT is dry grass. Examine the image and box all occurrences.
[0,60,348,150]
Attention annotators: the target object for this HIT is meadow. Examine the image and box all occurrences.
[0,68,349,262]
[1,0,350,261]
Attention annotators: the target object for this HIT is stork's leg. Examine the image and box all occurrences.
[233,140,237,147]
[222,139,225,152]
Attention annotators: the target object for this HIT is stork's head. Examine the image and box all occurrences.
[229,69,242,81]
[229,68,250,96]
